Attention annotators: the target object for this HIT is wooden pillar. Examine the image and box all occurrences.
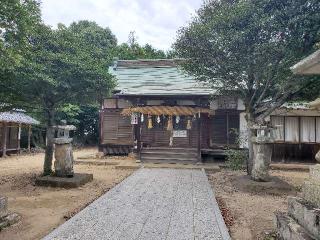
[136,115,142,160]
[28,125,32,153]
[226,111,229,146]
[18,123,21,154]
[197,112,202,162]
[2,123,8,157]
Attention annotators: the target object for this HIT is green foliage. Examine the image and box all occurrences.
[0,0,41,103]
[174,0,320,123]
[116,32,168,60]
[226,149,248,171]
[0,0,41,68]
[10,21,117,174]
[57,104,99,145]
[14,23,116,111]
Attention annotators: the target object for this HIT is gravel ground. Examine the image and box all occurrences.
[0,148,133,240]
[207,169,309,240]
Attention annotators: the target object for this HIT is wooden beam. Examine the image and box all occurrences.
[28,125,32,153]
[2,123,8,157]
[137,114,142,160]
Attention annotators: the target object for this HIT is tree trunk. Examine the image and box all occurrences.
[251,141,272,181]
[246,113,255,175]
[43,109,55,176]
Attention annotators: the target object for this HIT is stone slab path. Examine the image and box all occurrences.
[44,168,230,240]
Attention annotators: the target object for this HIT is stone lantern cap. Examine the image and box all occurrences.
[53,120,76,143]
[53,125,77,131]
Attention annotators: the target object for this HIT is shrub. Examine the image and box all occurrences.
[226,149,248,171]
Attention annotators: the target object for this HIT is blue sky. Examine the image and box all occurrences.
[41,0,203,50]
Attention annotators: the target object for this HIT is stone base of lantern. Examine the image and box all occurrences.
[35,173,93,188]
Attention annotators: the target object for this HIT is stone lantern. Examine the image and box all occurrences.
[53,120,76,177]
[251,125,274,182]
[36,120,93,188]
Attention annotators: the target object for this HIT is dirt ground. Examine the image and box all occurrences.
[0,148,134,240]
[208,169,309,240]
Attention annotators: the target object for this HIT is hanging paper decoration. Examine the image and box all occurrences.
[169,136,173,146]
[157,115,161,124]
[167,116,173,131]
[141,114,144,123]
[192,114,197,121]
[131,112,138,125]
[186,119,192,130]
[148,115,153,129]
[176,115,180,124]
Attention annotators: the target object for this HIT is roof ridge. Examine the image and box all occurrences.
[114,59,184,68]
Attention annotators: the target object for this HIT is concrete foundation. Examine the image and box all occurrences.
[35,173,93,188]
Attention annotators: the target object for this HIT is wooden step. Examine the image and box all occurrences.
[143,147,197,152]
[141,151,198,157]
[141,155,197,161]
[141,158,197,164]
[140,147,198,163]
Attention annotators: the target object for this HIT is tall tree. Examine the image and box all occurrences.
[14,23,116,175]
[174,0,320,174]
[116,32,167,59]
[0,0,41,104]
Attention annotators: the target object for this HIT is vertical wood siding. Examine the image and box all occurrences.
[102,109,133,145]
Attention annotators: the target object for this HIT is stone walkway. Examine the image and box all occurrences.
[44,168,230,240]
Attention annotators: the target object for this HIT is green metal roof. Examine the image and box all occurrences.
[109,59,214,96]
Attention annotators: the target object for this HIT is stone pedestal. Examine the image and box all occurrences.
[251,140,272,182]
[54,138,74,177]
[35,173,93,188]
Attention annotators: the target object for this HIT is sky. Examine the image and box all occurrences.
[41,0,203,51]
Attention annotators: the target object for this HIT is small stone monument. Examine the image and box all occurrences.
[275,149,320,239]
[53,120,76,177]
[0,196,20,230]
[36,120,93,188]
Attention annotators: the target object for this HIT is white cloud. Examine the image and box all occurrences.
[40,0,202,50]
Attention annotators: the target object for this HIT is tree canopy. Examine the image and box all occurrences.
[174,0,320,174]
[13,23,116,174]
[116,31,168,60]
[175,0,320,123]
[0,0,41,104]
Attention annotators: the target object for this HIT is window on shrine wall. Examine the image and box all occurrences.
[271,116,320,143]
[285,117,299,142]
[300,117,316,143]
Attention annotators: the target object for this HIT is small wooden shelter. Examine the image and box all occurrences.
[0,109,39,157]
